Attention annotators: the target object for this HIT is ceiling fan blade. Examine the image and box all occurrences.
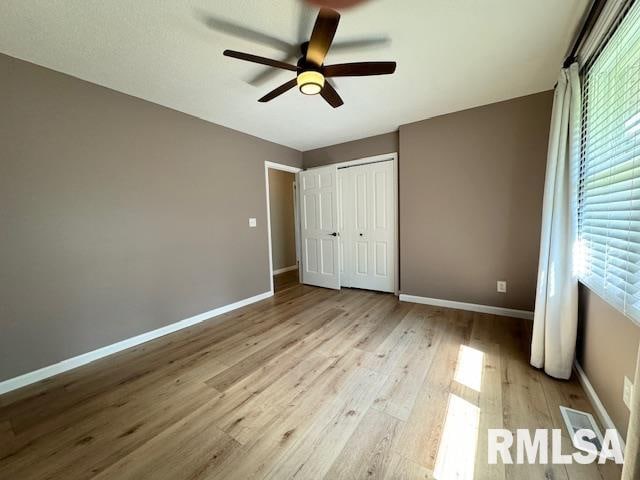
[306,8,341,66]
[224,50,298,71]
[258,79,298,102]
[324,62,396,77]
[321,81,344,108]
[248,51,299,86]
[196,11,294,53]
[331,36,391,52]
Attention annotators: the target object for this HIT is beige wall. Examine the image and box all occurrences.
[303,131,398,168]
[0,53,301,382]
[268,169,296,271]
[399,91,553,311]
[577,284,640,439]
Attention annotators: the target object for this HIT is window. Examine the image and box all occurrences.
[578,0,640,324]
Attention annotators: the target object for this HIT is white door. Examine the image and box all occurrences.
[339,161,395,292]
[299,166,340,289]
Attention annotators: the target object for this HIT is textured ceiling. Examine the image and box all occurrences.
[0,0,588,150]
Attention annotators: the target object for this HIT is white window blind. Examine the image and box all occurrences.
[579,0,640,324]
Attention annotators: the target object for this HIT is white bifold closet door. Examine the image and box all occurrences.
[299,166,340,290]
[338,160,395,292]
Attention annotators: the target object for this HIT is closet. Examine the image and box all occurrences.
[299,157,396,293]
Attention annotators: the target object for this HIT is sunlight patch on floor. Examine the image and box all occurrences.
[454,345,484,392]
[433,393,481,480]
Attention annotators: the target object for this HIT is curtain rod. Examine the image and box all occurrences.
[563,0,608,68]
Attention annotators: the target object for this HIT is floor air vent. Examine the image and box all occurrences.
[560,406,605,455]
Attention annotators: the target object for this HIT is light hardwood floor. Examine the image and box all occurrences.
[0,275,621,479]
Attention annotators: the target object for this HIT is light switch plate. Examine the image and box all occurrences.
[497,281,507,293]
[249,218,257,228]
[624,376,633,410]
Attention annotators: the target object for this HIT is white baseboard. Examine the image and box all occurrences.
[273,265,298,275]
[398,294,534,320]
[574,361,626,451]
[0,291,273,396]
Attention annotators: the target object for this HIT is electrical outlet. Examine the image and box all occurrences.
[497,281,507,293]
[249,218,257,228]
[624,376,633,410]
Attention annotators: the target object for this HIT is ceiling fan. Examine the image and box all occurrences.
[222,8,396,108]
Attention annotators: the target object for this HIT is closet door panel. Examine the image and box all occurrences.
[354,169,368,231]
[369,162,394,292]
[355,240,368,275]
[338,170,352,287]
[373,170,388,230]
[375,241,388,277]
[340,160,395,293]
[299,166,341,290]
[353,166,370,281]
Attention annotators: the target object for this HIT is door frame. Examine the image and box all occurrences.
[305,152,399,295]
[265,161,303,295]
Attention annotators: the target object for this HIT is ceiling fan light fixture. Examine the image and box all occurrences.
[297,70,325,95]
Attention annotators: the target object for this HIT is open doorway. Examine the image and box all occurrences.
[265,161,302,294]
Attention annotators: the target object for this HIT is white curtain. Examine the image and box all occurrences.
[530,63,582,380]
[622,343,640,479]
